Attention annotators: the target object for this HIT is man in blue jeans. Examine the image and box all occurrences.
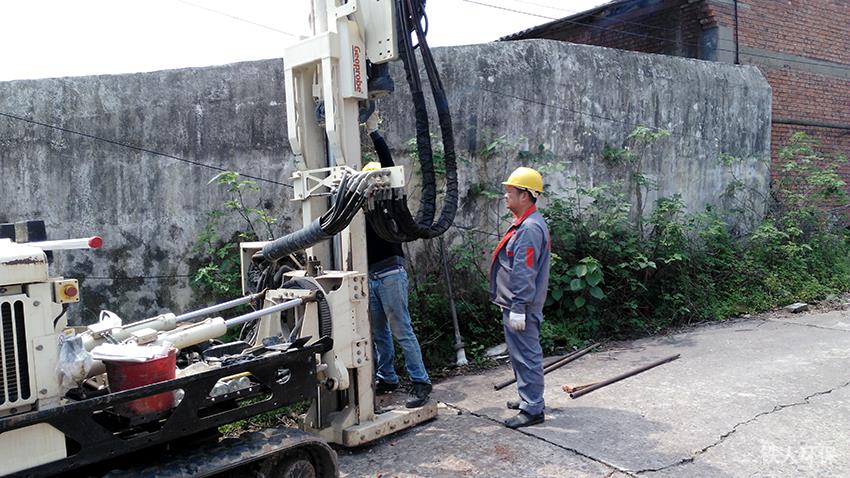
[364,112,432,408]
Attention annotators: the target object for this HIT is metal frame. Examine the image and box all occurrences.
[1,339,332,478]
[291,165,405,201]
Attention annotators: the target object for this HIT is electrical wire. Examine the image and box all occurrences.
[0,111,292,188]
[460,0,555,19]
[175,0,302,38]
[463,0,850,74]
[509,0,681,33]
[83,275,192,280]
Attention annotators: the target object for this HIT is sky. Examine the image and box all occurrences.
[0,0,608,81]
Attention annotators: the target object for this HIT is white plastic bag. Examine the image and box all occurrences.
[57,335,93,394]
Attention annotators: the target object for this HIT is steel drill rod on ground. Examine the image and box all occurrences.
[175,293,263,323]
[542,342,600,375]
[567,354,681,399]
[493,342,600,391]
[224,298,304,327]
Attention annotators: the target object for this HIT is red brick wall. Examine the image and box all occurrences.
[771,124,850,211]
[711,0,850,186]
[709,0,850,65]
[764,68,850,124]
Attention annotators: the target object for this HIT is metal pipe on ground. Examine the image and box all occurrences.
[565,354,681,399]
[542,342,600,375]
[493,342,600,391]
[439,237,467,366]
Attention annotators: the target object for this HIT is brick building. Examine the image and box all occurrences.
[502,0,850,190]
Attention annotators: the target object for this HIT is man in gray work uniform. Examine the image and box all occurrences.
[490,166,550,429]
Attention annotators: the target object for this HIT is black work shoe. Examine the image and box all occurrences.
[506,400,521,410]
[405,382,432,408]
[375,379,399,395]
[504,411,544,429]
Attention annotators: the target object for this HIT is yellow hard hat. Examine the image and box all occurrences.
[362,161,382,172]
[502,167,544,194]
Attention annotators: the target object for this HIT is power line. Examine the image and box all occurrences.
[454,223,501,237]
[176,0,301,38]
[465,0,850,74]
[510,0,576,13]
[0,111,293,188]
[84,275,192,281]
[509,0,678,33]
[461,0,555,19]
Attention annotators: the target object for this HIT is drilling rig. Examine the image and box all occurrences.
[0,0,456,476]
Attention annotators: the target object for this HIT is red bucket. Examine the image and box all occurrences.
[105,348,177,416]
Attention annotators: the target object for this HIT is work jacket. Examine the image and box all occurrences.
[489,205,550,316]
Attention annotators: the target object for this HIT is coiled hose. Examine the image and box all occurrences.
[364,0,458,242]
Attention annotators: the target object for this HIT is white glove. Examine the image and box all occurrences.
[508,312,526,332]
[365,111,380,133]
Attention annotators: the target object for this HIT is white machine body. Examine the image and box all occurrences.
[0,239,72,474]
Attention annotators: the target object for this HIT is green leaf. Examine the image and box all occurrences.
[551,288,563,301]
[574,296,586,308]
[589,286,605,300]
[586,270,603,287]
[570,278,585,291]
[575,264,588,277]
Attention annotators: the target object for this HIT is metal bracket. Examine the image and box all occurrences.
[336,0,358,17]
[291,165,406,201]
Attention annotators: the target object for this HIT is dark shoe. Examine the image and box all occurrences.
[405,382,432,408]
[504,411,544,429]
[375,379,398,395]
[506,400,520,410]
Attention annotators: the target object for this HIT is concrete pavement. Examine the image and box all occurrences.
[338,307,850,477]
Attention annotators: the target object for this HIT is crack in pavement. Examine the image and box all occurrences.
[766,318,850,333]
[633,378,850,475]
[440,401,639,478]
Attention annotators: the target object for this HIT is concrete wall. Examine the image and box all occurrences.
[0,39,771,324]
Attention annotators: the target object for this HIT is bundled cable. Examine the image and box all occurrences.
[261,170,386,262]
[365,0,458,243]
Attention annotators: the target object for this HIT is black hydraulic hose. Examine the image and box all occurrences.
[409,0,458,236]
[362,2,444,243]
[364,0,457,241]
[262,218,330,262]
[396,0,437,228]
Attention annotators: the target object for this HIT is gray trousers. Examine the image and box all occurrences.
[502,309,545,415]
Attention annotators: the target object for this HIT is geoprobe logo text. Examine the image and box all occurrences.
[352,45,364,94]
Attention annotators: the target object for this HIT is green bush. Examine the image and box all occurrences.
[409,130,850,365]
[192,172,276,302]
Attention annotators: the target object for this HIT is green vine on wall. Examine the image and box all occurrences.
[192,172,276,301]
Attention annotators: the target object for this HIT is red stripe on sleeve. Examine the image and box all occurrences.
[526,247,535,267]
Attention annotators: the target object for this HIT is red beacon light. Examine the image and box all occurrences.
[88,236,103,249]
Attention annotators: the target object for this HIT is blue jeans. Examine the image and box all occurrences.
[369,268,430,384]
